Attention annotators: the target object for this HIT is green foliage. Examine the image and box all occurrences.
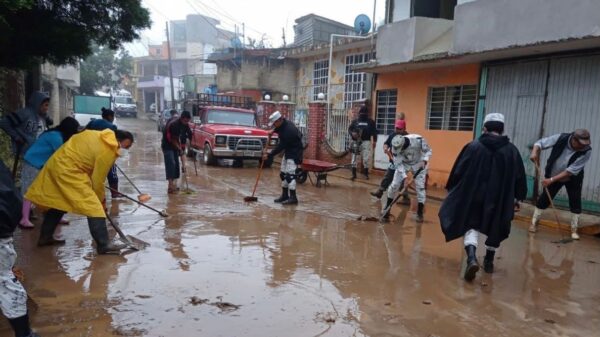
[80,45,133,94]
[0,0,151,69]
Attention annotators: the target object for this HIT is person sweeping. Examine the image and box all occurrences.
[529,129,592,240]
[438,113,527,282]
[263,111,303,205]
[25,129,134,255]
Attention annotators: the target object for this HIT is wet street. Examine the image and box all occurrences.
[4,117,600,337]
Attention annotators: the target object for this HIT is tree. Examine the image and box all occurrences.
[0,0,150,68]
[79,45,133,94]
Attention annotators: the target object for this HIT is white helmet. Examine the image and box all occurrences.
[268,111,282,127]
[391,135,406,150]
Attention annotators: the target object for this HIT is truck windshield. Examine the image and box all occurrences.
[115,97,133,104]
[206,110,255,126]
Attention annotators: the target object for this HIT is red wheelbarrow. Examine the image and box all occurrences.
[297,159,353,187]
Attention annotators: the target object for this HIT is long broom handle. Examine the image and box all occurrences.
[250,135,271,198]
[106,185,167,217]
[534,163,566,235]
[115,164,143,195]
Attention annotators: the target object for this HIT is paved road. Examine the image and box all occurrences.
[4,117,599,337]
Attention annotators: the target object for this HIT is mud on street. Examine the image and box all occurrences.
[3,117,600,337]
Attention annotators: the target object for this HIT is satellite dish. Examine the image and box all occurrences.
[354,14,372,35]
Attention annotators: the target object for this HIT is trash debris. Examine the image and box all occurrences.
[422,300,432,305]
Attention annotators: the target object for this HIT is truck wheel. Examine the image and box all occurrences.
[260,156,273,168]
[296,170,308,184]
[203,144,216,166]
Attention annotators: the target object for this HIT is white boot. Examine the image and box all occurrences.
[571,213,580,240]
[529,207,543,233]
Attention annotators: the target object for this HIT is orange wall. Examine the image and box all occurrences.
[376,64,480,188]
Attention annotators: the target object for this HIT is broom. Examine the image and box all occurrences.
[244,135,271,202]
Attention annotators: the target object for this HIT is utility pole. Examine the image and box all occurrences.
[165,21,176,109]
[282,28,286,47]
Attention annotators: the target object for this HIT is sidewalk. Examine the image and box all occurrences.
[323,168,600,236]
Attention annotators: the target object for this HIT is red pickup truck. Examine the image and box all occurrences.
[185,94,277,167]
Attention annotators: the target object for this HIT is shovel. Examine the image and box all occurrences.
[115,164,152,202]
[534,163,572,244]
[244,135,271,202]
[105,213,149,251]
[106,186,169,217]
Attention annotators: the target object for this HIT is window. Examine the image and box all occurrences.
[313,59,329,100]
[344,53,373,108]
[376,89,398,135]
[412,0,457,20]
[426,85,477,131]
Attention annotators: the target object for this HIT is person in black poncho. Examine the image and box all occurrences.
[438,113,527,282]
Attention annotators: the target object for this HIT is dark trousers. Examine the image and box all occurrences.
[536,179,583,214]
[163,149,181,180]
[379,168,395,190]
[107,164,118,185]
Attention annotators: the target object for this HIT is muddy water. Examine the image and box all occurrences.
[3,118,600,337]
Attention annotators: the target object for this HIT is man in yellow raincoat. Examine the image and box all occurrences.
[26,129,134,254]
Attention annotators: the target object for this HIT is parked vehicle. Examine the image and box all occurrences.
[112,94,137,118]
[184,93,277,167]
[149,102,157,114]
[73,95,113,127]
[157,109,178,132]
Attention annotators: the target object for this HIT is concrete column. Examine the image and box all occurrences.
[306,101,327,160]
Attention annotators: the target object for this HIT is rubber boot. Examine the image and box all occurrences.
[363,168,369,180]
[38,210,66,246]
[416,202,424,223]
[8,313,40,337]
[370,188,383,199]
[351,168,357,181]
[88,217,125,254]
[281,189,298,205]
[463,245,479,282]
[110,182,122,198]
[382,197,394,219]
[529,207,543,233]
[274,188,289,203]
[571,213,580,240]
[483,249,495,273]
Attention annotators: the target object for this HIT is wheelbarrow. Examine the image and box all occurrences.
[297,159,353,187]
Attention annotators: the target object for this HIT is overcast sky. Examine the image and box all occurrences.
[125,0,385,56]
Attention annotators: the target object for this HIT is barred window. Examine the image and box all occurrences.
[344,53,373,108]
[313,59,329,100]
[426,85,477,131]
[376,89,397,135]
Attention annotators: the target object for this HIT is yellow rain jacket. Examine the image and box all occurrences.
[25,129,120,218]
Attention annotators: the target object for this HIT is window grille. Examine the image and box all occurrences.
[426,85,477,131]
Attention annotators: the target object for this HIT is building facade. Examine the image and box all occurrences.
[363,0,600,211]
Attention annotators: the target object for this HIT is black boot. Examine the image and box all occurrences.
[483,249,495,273]
[370,188,383,199]
[464,245,479,282]
[363,168,369,180]
[416,202,424,223]
[38,209,66,246]
[8,313,39,337]
[88,217,125,254]
[351,168,357,181]
[110,182,122,198]
[281,189,298,205]
[274,188,289,203]
[382,197,394,219]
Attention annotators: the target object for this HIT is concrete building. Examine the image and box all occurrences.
[293,14,354,47]
[41,63,80,122]
[133,14,234,113]
[360,0,600,211]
